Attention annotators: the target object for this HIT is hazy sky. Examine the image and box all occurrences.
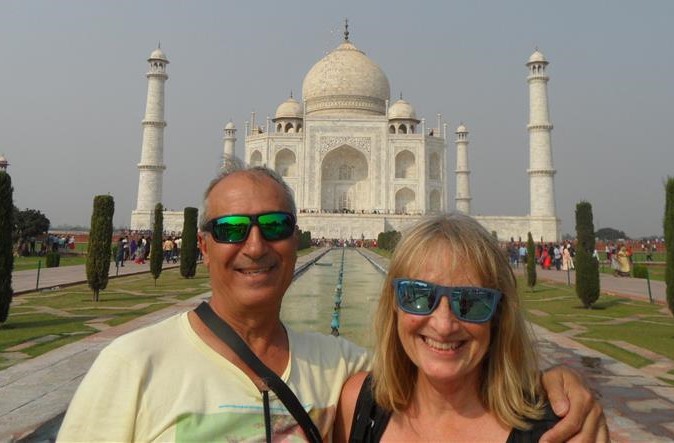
[1,0,672,238]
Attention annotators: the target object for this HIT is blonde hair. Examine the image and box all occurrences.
[372,213,546,430]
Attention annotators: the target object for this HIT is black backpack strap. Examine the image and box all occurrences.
[194,302,322,443]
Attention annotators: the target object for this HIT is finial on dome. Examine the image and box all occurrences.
[399,92,403,100]
[290,90,293,99]
[344,18,349,42]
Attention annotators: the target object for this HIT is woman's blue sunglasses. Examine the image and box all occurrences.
[393,278,502,323]
[204,211,296,243]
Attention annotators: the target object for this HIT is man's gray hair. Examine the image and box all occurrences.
[199,159,297,231]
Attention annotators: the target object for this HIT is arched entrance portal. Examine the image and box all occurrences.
[321,146,368,212]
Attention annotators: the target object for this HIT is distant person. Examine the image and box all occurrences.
[615,246,631,277]
[115,237,125,267]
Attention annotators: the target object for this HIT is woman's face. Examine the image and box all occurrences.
[396,250,492,390]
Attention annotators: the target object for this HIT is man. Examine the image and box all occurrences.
[58,166,606,441]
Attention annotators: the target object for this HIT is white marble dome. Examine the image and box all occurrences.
[224,120,236,130]
[528,49,547,64]
[302,40,390,116]
[149,47,168,62]
[456,123,468,133]
[274,96,303,119]
[388,99,417,120]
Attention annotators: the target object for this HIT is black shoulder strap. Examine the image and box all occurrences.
[349,373,375,443]
[194,302,322,443]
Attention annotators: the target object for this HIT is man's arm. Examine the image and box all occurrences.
[539,365,610,443]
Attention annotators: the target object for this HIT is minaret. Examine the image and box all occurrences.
[526,49,556,218]
[222,120,237,167]
[454,124,471,214]
[0,154,8,173]
[131,46,169,230]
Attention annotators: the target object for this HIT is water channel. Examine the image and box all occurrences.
[281,248,384,349]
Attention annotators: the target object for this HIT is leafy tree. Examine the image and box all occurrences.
[575,201,600,308]
[180,207,198,278]
[665,178,674,314]
[86,195,114,302]
[0,172,14,324]
[595,227,627,241]
[12,207,50,243]
[526,232,536,290]
[150,203,164,285]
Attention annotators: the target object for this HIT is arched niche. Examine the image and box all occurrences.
[429,189,441,212]
[395,150,416,179]
[250,150,263,167]
[320,145,368,212]
[395,188,415,214]
[275,149,297,177]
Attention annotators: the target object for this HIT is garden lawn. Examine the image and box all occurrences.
[0,266,210,370]
[520,277,674,374]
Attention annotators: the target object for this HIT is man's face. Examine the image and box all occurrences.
[199,172,298,313]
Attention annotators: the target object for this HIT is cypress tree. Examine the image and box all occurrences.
[150,203,164,285]
[526,232,537,290]
[86,195,114,302]
[0,172,14,324]
[665,178,674,314]
[575,201,600,308]
[181,207,198,278]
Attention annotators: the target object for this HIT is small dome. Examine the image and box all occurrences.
[302,40,390,116]
[456,123,468,133]
[527,49,547,64]
[149,47,169,62]
[224,121,236,130]
[274,97,303,119]
[388,99,417,121]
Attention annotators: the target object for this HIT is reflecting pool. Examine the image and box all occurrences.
[281,248,384,349]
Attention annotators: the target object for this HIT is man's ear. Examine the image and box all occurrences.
[198,232,210,267]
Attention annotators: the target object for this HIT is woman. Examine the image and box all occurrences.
[336,214,572,442]
[615,245,631,277]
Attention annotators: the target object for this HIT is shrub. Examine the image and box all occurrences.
[86,195,114,302]
[575,201,600,308]
[46,252,61,268]
[664,177,674,314]
[377,230,401,252]
[180,207,198,278]
[0,172,14,324]
[150,203,164,285]
[632,264,649,279]
[297,229,312,250]
[526,232,536,290]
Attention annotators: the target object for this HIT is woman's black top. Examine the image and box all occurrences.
[349,374,560,443]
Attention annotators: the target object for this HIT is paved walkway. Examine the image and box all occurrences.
[2,249,674,441]
[12,260,177,295]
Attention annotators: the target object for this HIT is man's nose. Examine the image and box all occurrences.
[241,224,268,257]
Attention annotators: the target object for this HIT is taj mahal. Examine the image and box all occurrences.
[130,26,560,242]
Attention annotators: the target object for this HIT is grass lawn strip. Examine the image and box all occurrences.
[519,277,674,385]
[0,266,210,369]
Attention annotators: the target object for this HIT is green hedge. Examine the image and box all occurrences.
[45,252,60,268]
